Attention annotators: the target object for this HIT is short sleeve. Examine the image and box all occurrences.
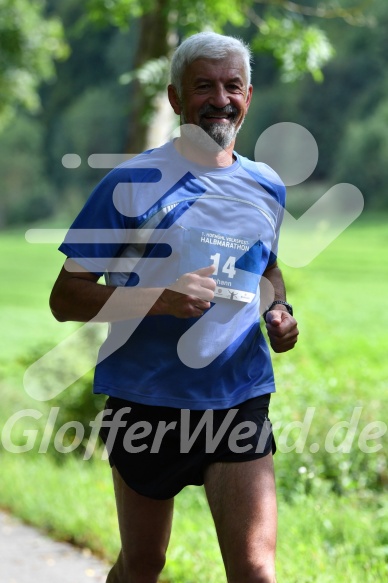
[58,167,157,276]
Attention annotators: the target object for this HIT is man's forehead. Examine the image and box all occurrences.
[184,56,247,82]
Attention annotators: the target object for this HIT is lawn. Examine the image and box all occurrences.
[0,213,387,582]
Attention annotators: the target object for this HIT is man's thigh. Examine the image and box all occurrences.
[204,454,277,582]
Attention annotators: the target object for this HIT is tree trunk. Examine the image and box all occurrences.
[125,0,177,153]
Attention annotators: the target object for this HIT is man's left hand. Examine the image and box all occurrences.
[265,310,299,353]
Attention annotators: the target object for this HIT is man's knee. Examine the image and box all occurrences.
[227,558,276,583]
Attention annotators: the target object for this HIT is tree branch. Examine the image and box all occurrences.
[252,0,374,25]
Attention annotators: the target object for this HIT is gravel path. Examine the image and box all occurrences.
[0,511,109,583]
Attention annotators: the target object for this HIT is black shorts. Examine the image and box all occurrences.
[99,394,276,500]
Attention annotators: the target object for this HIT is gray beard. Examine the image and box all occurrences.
[202,121,238,150]
[180,114,240,153]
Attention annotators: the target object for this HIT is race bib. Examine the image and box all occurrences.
[181,227,262,303]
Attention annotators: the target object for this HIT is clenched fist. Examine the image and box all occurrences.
[156,265,216,318]
[265,309,299,353]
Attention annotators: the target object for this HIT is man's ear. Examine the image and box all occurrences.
[245,85,253,110]
[168,84,182,115]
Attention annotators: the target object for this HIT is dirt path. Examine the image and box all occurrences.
[0,511,109,583]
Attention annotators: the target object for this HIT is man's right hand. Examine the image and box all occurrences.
[155,265,216,318]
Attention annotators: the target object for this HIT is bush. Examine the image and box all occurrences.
[333,99,388,209]
[17,325,108,461]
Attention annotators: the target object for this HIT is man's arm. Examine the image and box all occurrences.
[262,261,299,353]
[49,259,216,323]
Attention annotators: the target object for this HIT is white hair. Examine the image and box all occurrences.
[170,32,252,97]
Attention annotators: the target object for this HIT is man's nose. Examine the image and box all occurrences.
[208,86,230,108]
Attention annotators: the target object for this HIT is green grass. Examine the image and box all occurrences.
[0,454,386,582]
[1,214,388,581]
[0,230,78,359]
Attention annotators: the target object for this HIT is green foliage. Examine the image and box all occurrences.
[0,115,55,226]
[0,0,69,128]
[333,99,388,209]
[86,0,334,81]
[85,0,337,157]
[87,0,152,25]
[0,14,136,227]
[1,0,386,227]
[120,56,170,95]
[51,84,129,196]
[87,0,246,31]
[119,56,171,123]
[15,326,107,461]
[88,0,333,81]
[253,16,335,82]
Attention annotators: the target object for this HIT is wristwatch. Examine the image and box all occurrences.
[263,300,293,322]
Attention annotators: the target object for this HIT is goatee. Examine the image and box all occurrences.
[181,104,241,152]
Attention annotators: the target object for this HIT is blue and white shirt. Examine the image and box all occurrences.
[59,140,286,409]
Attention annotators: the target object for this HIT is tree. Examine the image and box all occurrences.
[0,0,68,129]
[86,0,363,150]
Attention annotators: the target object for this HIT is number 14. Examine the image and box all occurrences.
[210,253,236,278]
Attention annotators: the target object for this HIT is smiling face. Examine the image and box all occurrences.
[168,56,253,152]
